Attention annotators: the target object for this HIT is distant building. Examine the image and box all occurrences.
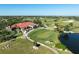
[5,26,12,31]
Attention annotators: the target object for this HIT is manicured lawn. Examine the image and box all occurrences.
[28,29,69,53]
[29,29,60,46]
[0,36,54,54]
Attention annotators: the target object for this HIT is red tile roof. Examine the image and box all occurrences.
[11,22,34,29]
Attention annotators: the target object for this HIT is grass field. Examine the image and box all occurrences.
[28,29,61,48]
[28,29,71,53]
[0,36,54,54]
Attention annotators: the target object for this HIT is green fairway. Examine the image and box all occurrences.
[28,29,60,46]
[0,36,54,54]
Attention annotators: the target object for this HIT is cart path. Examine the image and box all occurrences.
[21,28,59,54]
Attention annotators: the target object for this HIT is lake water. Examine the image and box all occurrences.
[59,33,79,54]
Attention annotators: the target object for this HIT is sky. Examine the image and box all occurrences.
[0,4,79,16]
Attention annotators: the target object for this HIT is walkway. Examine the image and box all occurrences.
[22,27,59,54]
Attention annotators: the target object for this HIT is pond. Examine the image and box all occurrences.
[59,33,79,54]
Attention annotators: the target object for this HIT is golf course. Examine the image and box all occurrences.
[0,16,79,54]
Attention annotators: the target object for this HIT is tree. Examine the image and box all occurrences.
[33,18,44,27]
[0,29,16,42]
[64,25,70,31]
[64,23,73,31]
[69,23,73,27]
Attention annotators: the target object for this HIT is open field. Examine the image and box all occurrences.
[28,28,70,53]
[0,36,54,54]
[29,29,59,44]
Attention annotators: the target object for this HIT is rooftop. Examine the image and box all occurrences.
[11,22,34,29]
